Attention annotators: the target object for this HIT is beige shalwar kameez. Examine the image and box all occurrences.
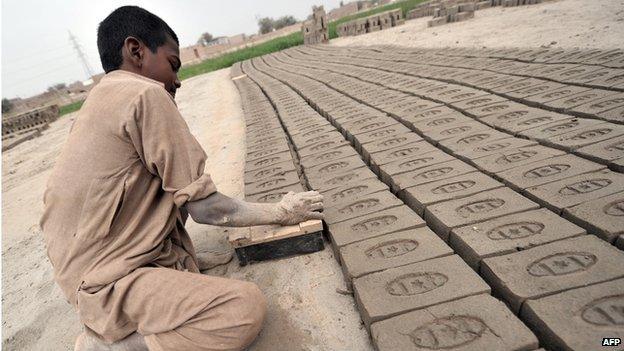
[40,70,266,351]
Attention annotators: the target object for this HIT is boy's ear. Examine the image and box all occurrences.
[123,36,144,69]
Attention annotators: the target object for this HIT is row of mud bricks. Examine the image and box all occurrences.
[407,0,544,27]
[336,9,404,37]
[231,44,624,350]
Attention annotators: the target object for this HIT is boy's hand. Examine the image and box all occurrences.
[276,191,324,225]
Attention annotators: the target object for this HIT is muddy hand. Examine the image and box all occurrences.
[276,191,324,225]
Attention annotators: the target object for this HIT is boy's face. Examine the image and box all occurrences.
[141,36,181,98]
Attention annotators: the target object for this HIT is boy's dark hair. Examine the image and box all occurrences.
[97,6,179,73]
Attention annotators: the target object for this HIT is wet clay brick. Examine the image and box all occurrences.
[244,160,297,184]
[450,95,509,112]
[353,124,411,150]
[454,137,538,161]
[563,191,624,243]
[409,113,472,133]
[245,151,293,172]
[324,190,404,225]
[483,110,572,135]
[497,154,607,191]
[320,179,389,209]
[295,131,347,150]
[545,123,624,150]
[297,139,351,158]
[519,117,602,141]
[481,235,624,313]
[521,279,624,351]
[353,255,491,329]
[425,187,539,241]
[401,105,458,121]
[421,121,490,145]
[576,134,624,165]
[379,150,455,186]
[450,208,586,270]
[573,93,624,120]
[246,142,291,161]
[307,166,378,192]
[327,205,426,248]
[544,89,618,111]
[245,171,301,196]
[463,100,528,119]
[369,141,440,171]
[525,169,624,213]
[340,227,453,280]
[504,80,566,100]
[304,155,367,182]
[471,145,566,175]
[361,133,424,161]
[392,160,478,194]
[437,130,510,154]
[299,145,360,169]
[290,125,337,145]
[524,85,591,106]
[403,172,504,216]
[372,294,538,351]
[244,183,305,203]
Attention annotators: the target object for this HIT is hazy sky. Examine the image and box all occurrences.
[1,0,342,99]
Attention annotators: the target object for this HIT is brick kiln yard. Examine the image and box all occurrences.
[3,0,624,350]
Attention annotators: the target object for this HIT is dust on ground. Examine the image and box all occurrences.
[3,0,621,349]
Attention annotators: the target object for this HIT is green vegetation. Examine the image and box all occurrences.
[60,0,426,114]
[59,100,84,116]
[328,0,426,38]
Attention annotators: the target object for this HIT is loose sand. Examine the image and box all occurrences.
[3,0,623,349]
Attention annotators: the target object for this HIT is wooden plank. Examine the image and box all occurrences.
[229,219,323,248]
[231,74,248,81]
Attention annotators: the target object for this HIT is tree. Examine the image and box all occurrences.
[273,15,297,30]
[257,17,274,34]
[197,32,214,46]
[2,98,13,113]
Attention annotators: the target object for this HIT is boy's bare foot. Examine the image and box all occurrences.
[74,330,148,351]
[196,249,234,270]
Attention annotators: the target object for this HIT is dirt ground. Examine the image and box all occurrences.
[3,0,622,349]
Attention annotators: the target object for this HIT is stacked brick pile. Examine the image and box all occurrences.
[235,44,624,350]
[336,9,404,37]
[407,0,545,25]
[302,6,329,45]
[428,2,476,27]
[2,104,59,151]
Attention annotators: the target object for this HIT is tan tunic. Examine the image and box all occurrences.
[40,70,217,340]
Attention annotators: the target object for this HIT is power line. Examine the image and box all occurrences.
[69,31,95,79]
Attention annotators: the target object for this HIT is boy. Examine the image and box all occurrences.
[40,6,323,351]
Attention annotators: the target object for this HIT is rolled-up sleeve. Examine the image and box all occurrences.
[126,85,217,207]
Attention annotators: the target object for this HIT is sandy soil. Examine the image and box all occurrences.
[332,0,624,49]
[4,1,622,349]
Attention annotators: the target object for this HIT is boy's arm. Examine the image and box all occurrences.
[185,191,323,227]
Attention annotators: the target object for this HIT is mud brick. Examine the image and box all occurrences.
[340,227,453,280]
[421,121,490,145]
[246,143,291,162]
[545,122,624,150]
[297,139,350,158]
[525,169,624,213]
[454,10,474,22]
[320,179,389,209]
[245,151,293,172]
[521,279,624,351]
[570,92,624,118]
[403,172,504,216]
[324,190,403,225]
[440,89,487,105]
[291,128,342,147]
[471,145,566,175]
[245,171,301,196]
[307,167,378,192]
[371,294,538,351]
[361,133,424,161]
[487,110,573,135]
[454,137,538,160]
[247,133,286,147]
[392,160,478,195]
[437,129,510,155]
[369,141,440,171]
[463,100,528,119]
[246,121,282,132]
[353,255,491,329]
[299,145,360,169]
[562,191,624,243]
[486,77,538,94]
[353,124,411,150]
[409,113,472,133]
[288,120,331,136]
[247,136,290,151]
[451,95,509,113]
[327,205,426,248]
[481,235,624,313]
[425,188,539,241]
[427,17,448,27]
[589,69,624,89]
[450,208,586,270]
[576,134,624,165]
[401,105,458,121]
[524,85,592,106]
[244,160,298,184]
[343,118,399,140]
[545,89,619,111]
[304,155,367,182]
[497,154,606,191]
[379,151,455,187]
[519,117,602,141]
[244,183,306,203]
[504,80,566,100]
